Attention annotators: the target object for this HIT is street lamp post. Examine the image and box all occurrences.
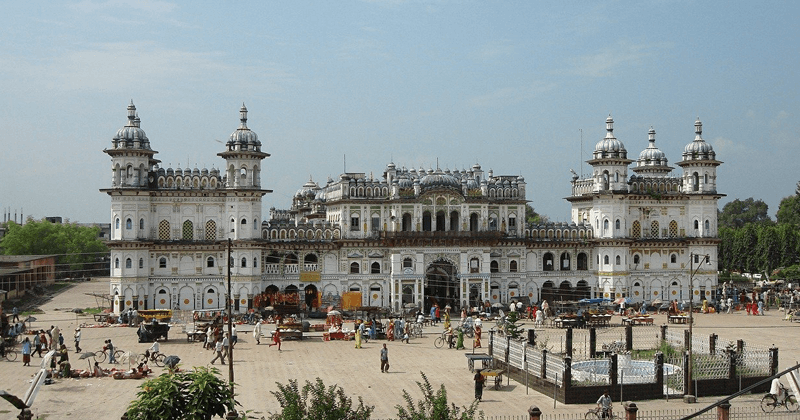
[687,252,709,400]
[226,238,236,417]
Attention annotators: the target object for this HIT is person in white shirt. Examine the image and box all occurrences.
[145,340,159,361]
[253,322,262,345]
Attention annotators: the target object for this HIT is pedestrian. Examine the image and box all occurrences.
[443,310,451,330]
[474,369,485,401]
[12,306,20,323]
[231,324,238,345]
[46,326,54,350]
[22,337,31,366]
[74,328,82,353]
[205,326,214,350]
[430,305,437,326]
[33,332,41,357]
[106,339,116,364]
[39,331,48,355]
[355,322,363,349]
[596,390,613,418]
[456,327,465,350]
[380,343,389,373]
[474,321,482,348]
[253,321,262,345]
[387,319,395,341]
[210,339,225,364]
[369,320,376,340]
[269,328,282,351]
[727,297,733,314]
[435,305,441,324]
[58,332,64,348]
[222,333,230,359]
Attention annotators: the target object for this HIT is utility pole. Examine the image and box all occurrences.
[226,238,236,417]
[687,252,709,401]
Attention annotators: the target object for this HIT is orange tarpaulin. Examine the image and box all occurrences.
[341,292,362,310]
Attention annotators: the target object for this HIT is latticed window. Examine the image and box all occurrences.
[631,221,641,238]
[205,220,217,240]
[158,220,170,240]
[669,220,678,238]
[183,220,193,240]
[650,221,659,238]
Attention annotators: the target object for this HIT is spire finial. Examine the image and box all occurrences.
[127,101,136,124]
[239,103,248,129]
[648,126,656,143]
[694,117,703,141]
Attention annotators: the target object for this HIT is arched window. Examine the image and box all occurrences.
[254,219,258,230]
[603,219,609,231]
[509,260,518,272]
[182,220,193,240]
[693,172,699,191]
[125,258,132,269]
[403,257,413,269]
[422,211,432,231]
[577,253,588,270]
[350,262,360,274]
[633,254,640,265]
[694,220,699,229]
[560,252,571,270]
[450,211,459,232]
[470,258,479,273]
[704,220,710,232]
[138,258,143,269]
[402,213,412,231]
[488,215,498,231]
[207,256,215,268]
[241,218,247,226]
[603,255,609,265]
[253,257,258,268]
[158,220,170,240]
[543,253,554,271]
[615,219,620,230]
[490,261,499,273]
[115,218,120,229]
[436,211,446,232]
[632,220,641,238]
[159,257,167,268]
[650,220,659,238]
[470,213,479,232]
[205,220,217,240]
[371,262,381,274]
[241,257,247,268]
[615,255,621,265]
[114,258,119,269]
[139,218,144,230]
[670,254,677,263]
[126,218,132,229]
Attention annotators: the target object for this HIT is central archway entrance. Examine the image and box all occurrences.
[425,259,459,311]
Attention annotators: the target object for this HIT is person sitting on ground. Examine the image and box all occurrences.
[93,361,107,377]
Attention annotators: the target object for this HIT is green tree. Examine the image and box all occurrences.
[525,204,548,225]
[269,378,373,420]
[776,195,800,227]
[717,198,772,230]
[0,219,107,276]
[395,372,484,420]
[504,310,522,339]
[125,367,237,420]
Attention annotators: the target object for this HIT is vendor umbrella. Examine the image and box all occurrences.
[163,355,180,369]
[24,316,36,329]
[327,310,341,316]
[491,303,504,308]
[614,297,631,305]
[78,352,96,370]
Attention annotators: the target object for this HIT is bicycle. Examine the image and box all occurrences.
[761,384,799,412]
[139,351,167,367]
[2,348,18,362]
[434,330,456,349]
[585,407,618,419]
[93,347,127,364]
[411,322,424,338]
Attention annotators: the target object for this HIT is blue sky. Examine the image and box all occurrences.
[1,1,798,224]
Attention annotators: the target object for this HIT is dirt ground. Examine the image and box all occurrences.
[2,279,799,419]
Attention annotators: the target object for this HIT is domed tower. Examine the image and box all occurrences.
[588,115,633,192]
[632,127,672,176]
[217,104,271,239]
[105,101,160,189]
[676,118,721,193]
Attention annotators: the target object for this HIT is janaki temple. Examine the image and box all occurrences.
[103,102,722,315]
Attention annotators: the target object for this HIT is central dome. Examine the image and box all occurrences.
[637,127,667,166]
[420,169,461,189]
[113,101,151,150]
[593,115,627,158]
[227,104,261,148]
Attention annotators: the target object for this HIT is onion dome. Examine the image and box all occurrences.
[682,118,715,161]
[295,177,319,198]
[637,127,668,166]
[386,162,396,170]
[420,168,461,189]
[227,104,261,149]
[397,175,413,188]
[593,115,627,158]
[113,101,151,150]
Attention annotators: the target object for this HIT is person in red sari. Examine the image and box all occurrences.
[269,328,282,351]
[386,319,395,341]
[474,324,482,348]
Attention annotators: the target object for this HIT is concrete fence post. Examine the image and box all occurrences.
[623,402,638,420]
[769,347,779,376]
[655,352,664,391]
[717,401,731,420]
[710,333,717,355]
[661,324,667,341]
[589,327,597,358]
[565,327,573,358]
[625,325,633,352]
[610,353,618,388]
[489,330,495,358]
[541,349,548,379]
[528,405,542,420]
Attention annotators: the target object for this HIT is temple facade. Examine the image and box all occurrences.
[103,104,721,314]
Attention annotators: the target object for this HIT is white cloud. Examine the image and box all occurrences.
[471,40,515,61]
[570,40,668,78]
[467,81,556,109]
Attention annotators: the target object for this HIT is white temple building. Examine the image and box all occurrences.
[103,104,722,314]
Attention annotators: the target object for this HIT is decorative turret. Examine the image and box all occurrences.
[104,101,159,189]
[677,118,721,193]
[632,127,672,176]
[587,115,633,192]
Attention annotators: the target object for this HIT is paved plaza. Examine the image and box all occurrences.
[2,280,800,419]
